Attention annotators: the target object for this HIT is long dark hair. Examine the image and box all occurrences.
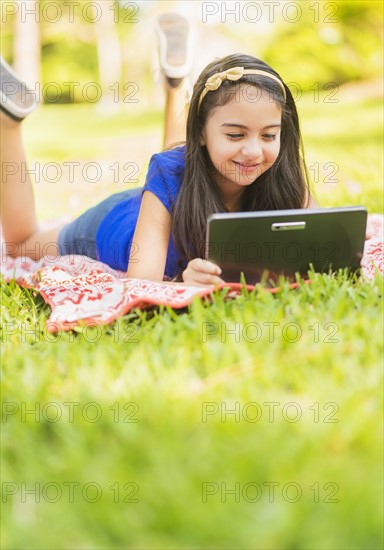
[171,53,311,274]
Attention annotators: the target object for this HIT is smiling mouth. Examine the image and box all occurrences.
[234,161,261,169]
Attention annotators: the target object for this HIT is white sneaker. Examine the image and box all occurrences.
[0,56,37,121]
[156,13,193,86]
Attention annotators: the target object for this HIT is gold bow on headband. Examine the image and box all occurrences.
[197,66,286,110]
[205,66,246,91]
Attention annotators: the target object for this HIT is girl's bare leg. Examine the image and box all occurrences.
[162,81,189,149]
[0,112,64,259]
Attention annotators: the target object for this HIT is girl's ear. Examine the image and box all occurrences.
[199,133,206,146]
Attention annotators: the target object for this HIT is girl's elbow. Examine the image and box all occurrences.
[126,262,164,282]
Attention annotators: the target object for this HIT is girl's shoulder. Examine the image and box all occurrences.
[149,144,186,174]
[144,145,186,209]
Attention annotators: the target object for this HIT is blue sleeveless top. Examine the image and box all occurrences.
[96,145,186,278]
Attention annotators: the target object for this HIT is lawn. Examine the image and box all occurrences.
[1,93,383,549]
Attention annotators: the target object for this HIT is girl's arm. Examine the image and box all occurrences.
[127,191,171,281]
[127,190,224,285]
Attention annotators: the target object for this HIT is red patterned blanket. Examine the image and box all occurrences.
[1,214,382,333]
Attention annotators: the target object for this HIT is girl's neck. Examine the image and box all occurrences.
[222,190,245,212]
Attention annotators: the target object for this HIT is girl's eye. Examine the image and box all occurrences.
[263,134,276,141]
[226,133,244,140]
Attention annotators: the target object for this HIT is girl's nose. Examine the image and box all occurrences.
[241,139,263,159]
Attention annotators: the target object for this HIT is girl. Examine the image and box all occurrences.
[0,52,315,287]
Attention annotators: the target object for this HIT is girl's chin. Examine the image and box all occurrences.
[235,174,263,186]
[223,178,259,190]
[217,171,264,188]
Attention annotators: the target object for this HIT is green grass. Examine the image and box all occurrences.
[1,94,383,548]
[1,273,383,548]
[24,104,164,162]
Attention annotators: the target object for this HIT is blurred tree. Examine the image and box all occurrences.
[1,0,129,104]
[93,0,122,111]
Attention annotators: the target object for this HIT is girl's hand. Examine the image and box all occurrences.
[182,258,225,287]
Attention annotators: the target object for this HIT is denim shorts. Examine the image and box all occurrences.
[57,190,133,259]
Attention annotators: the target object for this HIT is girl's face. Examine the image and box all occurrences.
[200,85,282,206]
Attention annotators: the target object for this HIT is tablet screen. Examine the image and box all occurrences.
[206,207,367,284]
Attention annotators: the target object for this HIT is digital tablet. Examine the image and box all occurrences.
[206,207,367,284]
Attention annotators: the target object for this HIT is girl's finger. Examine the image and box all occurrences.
[183,269,224,286]
[189,258,222,275]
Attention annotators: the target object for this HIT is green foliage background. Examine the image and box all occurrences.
[261,0,383,87]
[1,0,383,101]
